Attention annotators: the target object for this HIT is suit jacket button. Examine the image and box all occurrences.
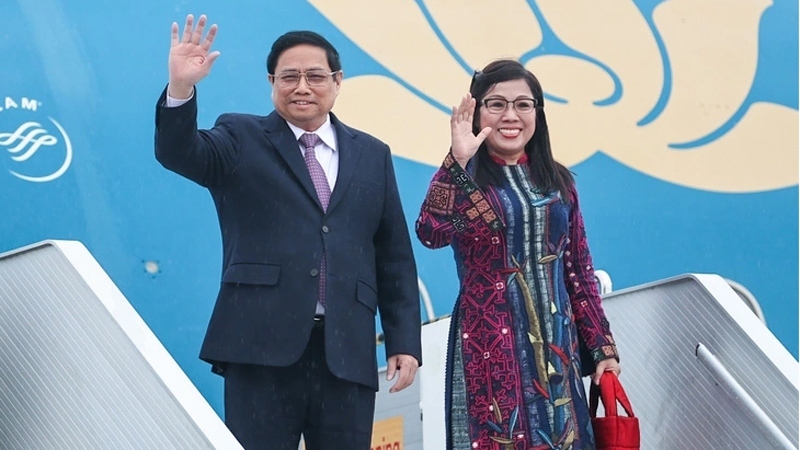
[310,269,319,277]
[322,225,329,233]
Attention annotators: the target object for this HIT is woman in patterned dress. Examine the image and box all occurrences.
[416,60,621,450]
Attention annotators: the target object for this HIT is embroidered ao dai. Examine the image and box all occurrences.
[416,153,618,450]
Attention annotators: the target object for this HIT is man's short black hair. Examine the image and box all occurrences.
[266,31,341,74]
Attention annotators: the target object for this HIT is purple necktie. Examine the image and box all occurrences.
[300,133,331,210]
[299,133,330,307]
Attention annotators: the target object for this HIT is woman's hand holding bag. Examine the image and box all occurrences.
[589,372,640,450]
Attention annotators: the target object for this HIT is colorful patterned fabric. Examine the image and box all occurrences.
[416,153,618,450]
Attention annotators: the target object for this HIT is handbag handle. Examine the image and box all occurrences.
[589,372,636,418]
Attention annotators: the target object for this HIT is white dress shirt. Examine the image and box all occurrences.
[285,119,339,190]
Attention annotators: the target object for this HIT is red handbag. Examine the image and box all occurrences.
[589,373,641,449]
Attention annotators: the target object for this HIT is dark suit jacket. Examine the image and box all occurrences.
[154,88,422,390]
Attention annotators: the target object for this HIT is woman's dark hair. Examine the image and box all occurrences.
[469,59,574,202]
[266,31,342,74]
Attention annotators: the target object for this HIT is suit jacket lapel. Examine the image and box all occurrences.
[328,113,359,213]
[263,112,324,211]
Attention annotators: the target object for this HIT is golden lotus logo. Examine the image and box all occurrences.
[311,0,797,193]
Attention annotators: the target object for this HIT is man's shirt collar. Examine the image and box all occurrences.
[286,115,337,151]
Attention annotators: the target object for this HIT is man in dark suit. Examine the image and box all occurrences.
[154,14,422,450]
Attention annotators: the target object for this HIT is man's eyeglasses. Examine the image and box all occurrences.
[271,70,341,87]
[481,97,538,114]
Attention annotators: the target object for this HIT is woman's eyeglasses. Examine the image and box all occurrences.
[481,97,538,114]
